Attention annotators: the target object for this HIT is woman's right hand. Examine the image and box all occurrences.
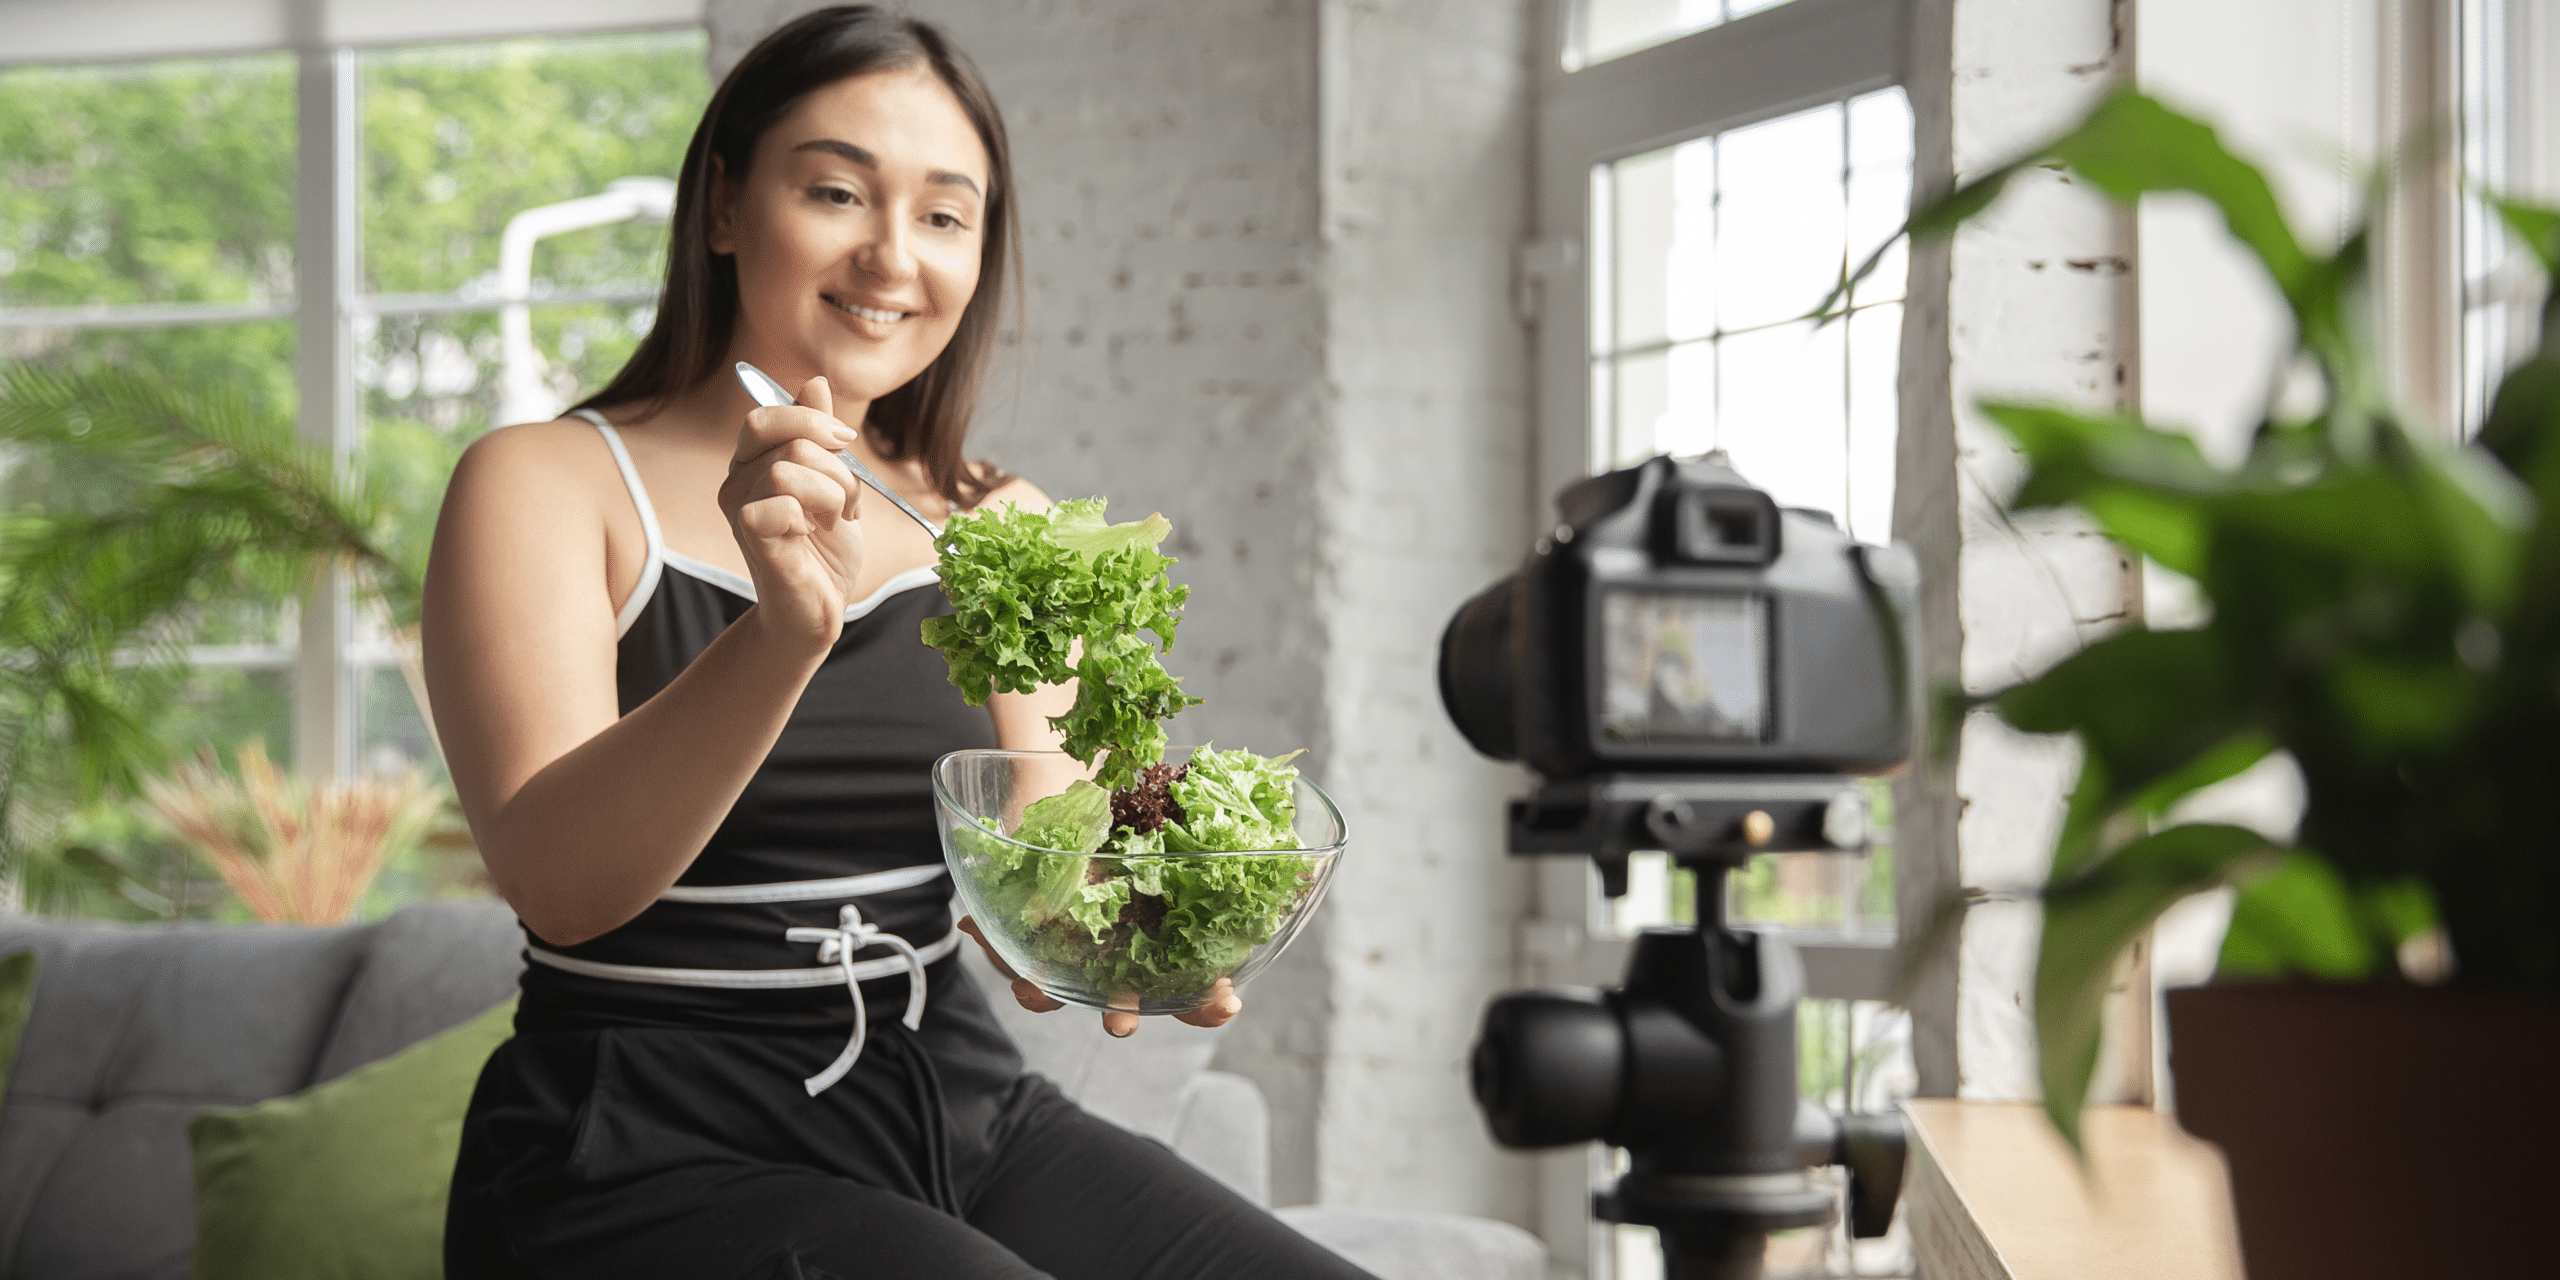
[720,375,866,645]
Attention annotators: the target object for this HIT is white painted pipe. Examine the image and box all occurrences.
[495,176,677,426]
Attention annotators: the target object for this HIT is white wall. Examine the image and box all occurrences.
[707,0,1535,1221]
[1897,0,2144,1103]
[1308,0,1535,1216]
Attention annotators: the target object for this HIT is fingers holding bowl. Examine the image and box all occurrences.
[958,915,1062,1014]
[1177,979,1241,1030]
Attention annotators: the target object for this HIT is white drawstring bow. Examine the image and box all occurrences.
[786,901,929,1095]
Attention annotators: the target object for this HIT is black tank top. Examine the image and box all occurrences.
[514,413,997,1036]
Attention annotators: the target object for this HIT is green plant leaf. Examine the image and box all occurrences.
[2493,197,2560,275]
[2324,655,2479,756]
[2355,876,2438,948]
[1982,403,2231,574]
[2479,355,2560,479]
[1996,628,2254,874]
[1810,160,2031,323]
[2037,822,2275,1149]
[2405,446,2533,615]
[2053,95,2302,274]
[2217,849,2378,979]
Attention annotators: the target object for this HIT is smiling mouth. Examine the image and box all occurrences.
[824,294,910,324]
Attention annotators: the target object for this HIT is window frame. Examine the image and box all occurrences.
[0,1,701,781]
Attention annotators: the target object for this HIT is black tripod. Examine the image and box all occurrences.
[1472,777,1907,1280]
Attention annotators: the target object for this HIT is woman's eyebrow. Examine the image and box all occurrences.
[792,138,982,196]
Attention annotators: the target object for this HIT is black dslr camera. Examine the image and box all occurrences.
[1439,455,1917,1280]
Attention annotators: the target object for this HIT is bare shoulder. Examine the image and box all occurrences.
[972,472,1055,516]
[454,417,614,482]
[446,418,621,511]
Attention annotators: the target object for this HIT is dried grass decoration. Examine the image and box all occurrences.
[144,740,441,925]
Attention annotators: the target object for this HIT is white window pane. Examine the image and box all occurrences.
[1611,347,1672,468]
[1716,318,1845,518]
[1716,104,1844,333]
[1730,850,1862,930]
[1847,302,1901,543]
[1610,148,1677,353]
[1590,357,1618,474]
[1666,138,1716,343]
[1612,851,1677,935]
[1846,90,1912,306]
[1657,339,1716,456]
[1847,87,1912,170]
[1579,0,1724,68]
[1588,161,1619,364]
[0,52,296,310]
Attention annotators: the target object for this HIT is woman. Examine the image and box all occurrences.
[427,9,1374,1277]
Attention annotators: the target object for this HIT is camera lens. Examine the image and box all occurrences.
[1438,578,1519,761]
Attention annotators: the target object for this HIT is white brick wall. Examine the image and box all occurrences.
[1309,0,1532,1217]
[1897,0,2142,1102]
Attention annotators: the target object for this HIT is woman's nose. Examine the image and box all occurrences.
[852,211,918,286]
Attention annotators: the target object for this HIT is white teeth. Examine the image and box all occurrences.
[828,296,906,323]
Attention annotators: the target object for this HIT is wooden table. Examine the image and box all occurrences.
[1901,1100,2245,1280]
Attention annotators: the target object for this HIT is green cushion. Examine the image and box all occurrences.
[187,997,515,1280]
[0,949,35,1103]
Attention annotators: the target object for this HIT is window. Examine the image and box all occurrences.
[2458,0,2560,434]
[0,10,704,918]
[1571,0,1804,70]
[0,50,305,791]
[1589,89,1908,542]
[1527,1,1914,1275]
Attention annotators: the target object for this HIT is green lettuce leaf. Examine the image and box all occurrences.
[950,816,1090,929]
[1015,779,1111,854]
[1066,877,1132,942]
[1163,745,1306,853]
[921,499,1200,787]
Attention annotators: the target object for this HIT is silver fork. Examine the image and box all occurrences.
[732,360,944,538]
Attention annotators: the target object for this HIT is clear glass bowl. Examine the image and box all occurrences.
[932,747,1347,1015]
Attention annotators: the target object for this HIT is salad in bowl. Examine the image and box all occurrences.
[922,498,1343,1014]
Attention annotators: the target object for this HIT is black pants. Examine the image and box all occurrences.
[447,972,1375,1280]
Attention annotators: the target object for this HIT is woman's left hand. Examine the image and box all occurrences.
[957,915,1241,1038]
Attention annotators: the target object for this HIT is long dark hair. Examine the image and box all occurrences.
[577,5,1017,507]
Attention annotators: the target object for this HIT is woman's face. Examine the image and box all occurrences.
[713,66,991,408]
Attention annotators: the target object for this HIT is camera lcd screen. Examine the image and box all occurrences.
[1598,590,1767,745]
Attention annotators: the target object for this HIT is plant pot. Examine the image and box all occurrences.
[2166,983,2560,1279]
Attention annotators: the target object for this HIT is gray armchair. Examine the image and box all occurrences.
[0,901,1540,1280]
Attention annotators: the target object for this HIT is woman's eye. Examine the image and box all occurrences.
[808,186,857,207]
[927,212,968,231]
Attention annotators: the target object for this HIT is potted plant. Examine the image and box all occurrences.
[1841,91,2560,1277]
[0,364,432,912]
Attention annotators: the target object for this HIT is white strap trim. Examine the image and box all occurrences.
[577,409,666,640]
[660,548,757,600]
[523,915,961,1096]
[522,924,960,991]
[660,556,944,623]
[657,863,947,904]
